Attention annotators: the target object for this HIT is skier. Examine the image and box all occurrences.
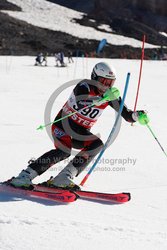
[59,51,65,66]
[55,52,66,67]
[41,53,48,66]
[68,50,74,63]
[54,52,61,66]
[10,62,148,190]
[35,53,43,66]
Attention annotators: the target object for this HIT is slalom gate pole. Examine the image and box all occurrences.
[80,72,131,186]
[73,50,79,79]
[131,35,145,125]
[146,123,167,158]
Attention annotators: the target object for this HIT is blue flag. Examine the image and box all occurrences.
[96,39,107,54]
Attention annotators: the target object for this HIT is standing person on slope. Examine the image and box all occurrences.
[10,62,148,190]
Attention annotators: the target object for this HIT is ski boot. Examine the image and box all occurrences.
[46,164,81,191]
[10,167,38,189]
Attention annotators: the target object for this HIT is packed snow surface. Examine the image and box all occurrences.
[0,56,167,250]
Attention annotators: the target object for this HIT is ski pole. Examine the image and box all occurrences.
[37,87,120,130]
[80,72,131,186]
[138,112,167,158]
[146,123,167,157]
[132,34,145,125]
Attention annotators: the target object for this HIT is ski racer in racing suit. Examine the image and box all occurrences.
[10,62,148,190]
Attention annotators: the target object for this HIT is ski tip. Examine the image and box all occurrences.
[122,192,131,201]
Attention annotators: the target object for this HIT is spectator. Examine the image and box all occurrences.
[68,50,74,63]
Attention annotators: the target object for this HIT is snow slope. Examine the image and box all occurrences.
[2,0,158,48]
[0,56,167,250]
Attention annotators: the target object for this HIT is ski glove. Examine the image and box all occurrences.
[103,87,120,101]
[132,110,149,125]
[93,87,120,106]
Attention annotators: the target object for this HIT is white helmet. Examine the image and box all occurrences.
[91,62,116,81]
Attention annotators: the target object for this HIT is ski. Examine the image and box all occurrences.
[34,184,131,203]
[0,182,78,203]
[76,190,130,203]
[0,181,130,204]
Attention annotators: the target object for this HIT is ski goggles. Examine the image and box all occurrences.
[97,76,115,88]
